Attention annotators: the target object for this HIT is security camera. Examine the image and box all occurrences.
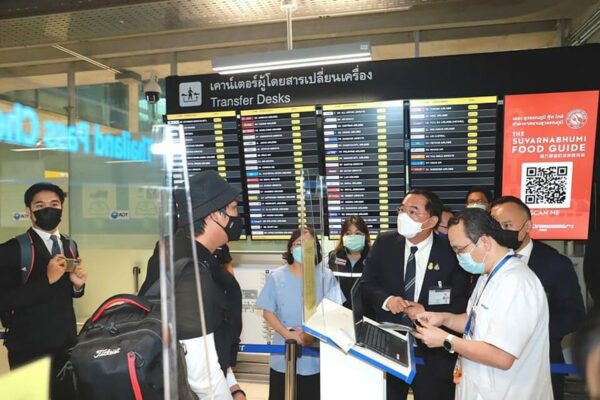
[144,74,161,104]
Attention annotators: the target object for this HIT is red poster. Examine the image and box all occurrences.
[503,91,599,239]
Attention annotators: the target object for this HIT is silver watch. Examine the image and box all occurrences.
[443,334,455,353]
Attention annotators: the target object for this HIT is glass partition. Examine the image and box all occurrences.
[300,169,327,323]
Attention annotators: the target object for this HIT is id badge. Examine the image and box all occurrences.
[468,309,477,338]
[428,287,451,305]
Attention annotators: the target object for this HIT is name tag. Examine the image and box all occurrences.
[334,257,347,266]
[428,287,451,305]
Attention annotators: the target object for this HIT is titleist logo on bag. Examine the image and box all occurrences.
[93,348,121,358]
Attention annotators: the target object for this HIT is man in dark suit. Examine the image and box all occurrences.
[583,232,600,314]
[361,189,471,400]
[491,195,586,400]
[0,182,87,399]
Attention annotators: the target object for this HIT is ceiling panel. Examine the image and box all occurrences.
[0,0,458,48]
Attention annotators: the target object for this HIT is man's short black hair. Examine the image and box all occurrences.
[448,208,510,246]
[405,189,443,224]
[490,195,532,220]
[465,186,494,203]
[24,182,65,207]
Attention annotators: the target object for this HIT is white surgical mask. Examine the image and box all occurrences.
[467,203,487,210]
[397,212,424,239]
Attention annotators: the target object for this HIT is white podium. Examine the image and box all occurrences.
[303,299,415,400]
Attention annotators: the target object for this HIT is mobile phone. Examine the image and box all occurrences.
[65,258,81,273]
[413,319,423,328]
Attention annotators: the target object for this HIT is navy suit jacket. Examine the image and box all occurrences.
[361,230,471,380]
[528,241,586,362]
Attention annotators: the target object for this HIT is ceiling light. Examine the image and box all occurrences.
[11,147,61,152]
[212,42,372,75]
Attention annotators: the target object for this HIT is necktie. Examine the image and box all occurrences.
[404,246,418,302]
[50,235,62,256]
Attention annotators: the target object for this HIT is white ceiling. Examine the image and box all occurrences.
[0,0,598,91]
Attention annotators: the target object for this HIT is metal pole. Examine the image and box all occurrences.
[170,52,178,76]
[285,6,293,50]
[284,339,298,400]
[414,30,420,58]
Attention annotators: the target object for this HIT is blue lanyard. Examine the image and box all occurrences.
[463,254,513,336]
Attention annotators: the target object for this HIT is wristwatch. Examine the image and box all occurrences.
[443,334,455,354]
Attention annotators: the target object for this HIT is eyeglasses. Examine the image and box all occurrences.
[452,242,475,254]
[466,199,488,205]
[397,205,428,219]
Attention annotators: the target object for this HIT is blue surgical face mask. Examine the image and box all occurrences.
[343,234,366,252]
[456,240,486,274]
[292,246,303,264]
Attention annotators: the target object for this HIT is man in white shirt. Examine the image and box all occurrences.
[490,195,585,399]
[414,208,552,400]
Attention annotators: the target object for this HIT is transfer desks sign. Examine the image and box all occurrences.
[503,90,599,240]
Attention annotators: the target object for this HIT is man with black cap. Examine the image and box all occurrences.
[0,182,87,399]
[140,170,245,400]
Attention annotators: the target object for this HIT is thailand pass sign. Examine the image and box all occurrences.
[0,102,154,162]
[503,90,599,240]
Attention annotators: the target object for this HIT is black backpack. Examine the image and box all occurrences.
[64,259,198,400]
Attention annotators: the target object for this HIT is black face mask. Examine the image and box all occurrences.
[219,213,243,242]
[33,207,62,231]
[501,229,522,250]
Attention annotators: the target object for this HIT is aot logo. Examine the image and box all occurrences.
[110,210,129,220]
[12,212,28,221]
[566,109,587,129]
[179,82,202,107]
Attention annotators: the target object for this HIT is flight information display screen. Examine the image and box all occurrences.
[167,111,247,235]
[408,96,498,209]
[241,106,321,239]
[323,100,406,237]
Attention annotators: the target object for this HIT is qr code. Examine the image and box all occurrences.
[520,162,572,209]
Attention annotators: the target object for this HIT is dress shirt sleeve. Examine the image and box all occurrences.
[483,270,545,358]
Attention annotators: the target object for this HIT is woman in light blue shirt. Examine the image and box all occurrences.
[256,227,345,400]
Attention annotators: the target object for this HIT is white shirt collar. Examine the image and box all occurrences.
[517,239,534,263]
[405,231,434,252]
[32,226,60,242]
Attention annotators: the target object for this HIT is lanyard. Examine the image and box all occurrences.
[463,253,513,336]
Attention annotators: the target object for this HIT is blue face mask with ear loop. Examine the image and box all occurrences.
[456,239,486,274]
[292,246,303,264]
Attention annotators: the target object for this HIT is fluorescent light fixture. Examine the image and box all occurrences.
[213,42,372,75]
[11,147,61,152]
[104,160,147,164]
